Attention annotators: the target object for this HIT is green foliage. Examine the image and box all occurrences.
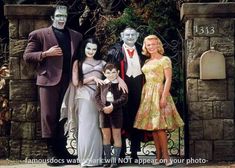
[143,0,181,40]
[106,7,144,35]
[106,0,181,41]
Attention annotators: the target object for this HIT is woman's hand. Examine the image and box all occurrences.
[117,76,128,93]
[160,96,167,109]
[93,76,105,86]
[103,104,113,114]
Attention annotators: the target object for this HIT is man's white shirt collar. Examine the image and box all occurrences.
[123,43,136,50]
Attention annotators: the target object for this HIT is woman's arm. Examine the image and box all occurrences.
[160,67,172,108]
[83,76,95,84]
[72,60,79,87]
[83,76,105,86]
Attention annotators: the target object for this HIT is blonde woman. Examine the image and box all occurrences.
[134,35,184,167]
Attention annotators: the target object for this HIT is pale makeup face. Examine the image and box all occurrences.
[52,7,68,29]
[121,29,139,47]
[145,39,159,55]
[104,68,119,82]
[85,43,97,58]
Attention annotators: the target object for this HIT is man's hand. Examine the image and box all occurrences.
[43,45,63,58]
[117,76,128,93]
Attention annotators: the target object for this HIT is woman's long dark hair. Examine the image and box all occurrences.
[78,37,102,84]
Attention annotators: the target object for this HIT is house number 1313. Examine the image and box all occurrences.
[194,26,215,35]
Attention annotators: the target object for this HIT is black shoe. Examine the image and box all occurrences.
[47,152,64,166]
[64,158,79,165]
[58,147,77,159]
[103,163,111,167]
[63,151,77,160]
[47,158,64,166]
[119,151,125,159]
[46,138,63,166]
[110,163,118,168]
[130,153,139,164]
[61,150,78,165]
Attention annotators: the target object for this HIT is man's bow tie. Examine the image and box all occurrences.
[127,49,135,58]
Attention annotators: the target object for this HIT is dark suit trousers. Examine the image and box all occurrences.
[123,75,143,153]
[39,73,69,138]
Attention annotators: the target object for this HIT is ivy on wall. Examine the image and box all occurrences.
[0,65,9,126]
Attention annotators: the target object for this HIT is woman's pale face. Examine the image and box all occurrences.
[145,39,159,55]
[85,43,97,58]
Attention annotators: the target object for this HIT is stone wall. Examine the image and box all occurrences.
[181,3,235,161]
[4,5,54,159]
[0,79,10,158]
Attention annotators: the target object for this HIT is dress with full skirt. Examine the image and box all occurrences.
[134,56,184,131]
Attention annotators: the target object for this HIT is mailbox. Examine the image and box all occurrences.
[200,48,226,80]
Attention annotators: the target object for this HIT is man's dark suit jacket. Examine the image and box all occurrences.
[106,42,147,77]
[23,26,83,86]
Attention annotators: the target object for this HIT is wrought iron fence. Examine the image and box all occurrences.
[66,25,185,157]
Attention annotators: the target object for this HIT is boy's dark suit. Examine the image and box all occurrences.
[95,82,128,128]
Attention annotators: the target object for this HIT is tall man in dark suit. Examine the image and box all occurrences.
[107,27,147,162]
[23,5,82,165]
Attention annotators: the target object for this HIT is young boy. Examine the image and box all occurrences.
[95,63,128,168]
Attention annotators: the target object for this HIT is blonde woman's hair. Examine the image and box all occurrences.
[142,35,164,57]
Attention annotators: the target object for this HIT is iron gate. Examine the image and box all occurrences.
[66,25,186,158]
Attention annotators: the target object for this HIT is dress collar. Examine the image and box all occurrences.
[104,79,119,84]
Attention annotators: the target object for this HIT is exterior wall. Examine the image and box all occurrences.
[0,41,9,158]
[4,5,55,159]
[0,79,9,158]
[181,3,235,161]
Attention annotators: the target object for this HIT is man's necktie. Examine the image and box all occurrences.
[127,49,135,58]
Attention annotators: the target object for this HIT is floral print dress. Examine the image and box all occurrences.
[134,56,184,131]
